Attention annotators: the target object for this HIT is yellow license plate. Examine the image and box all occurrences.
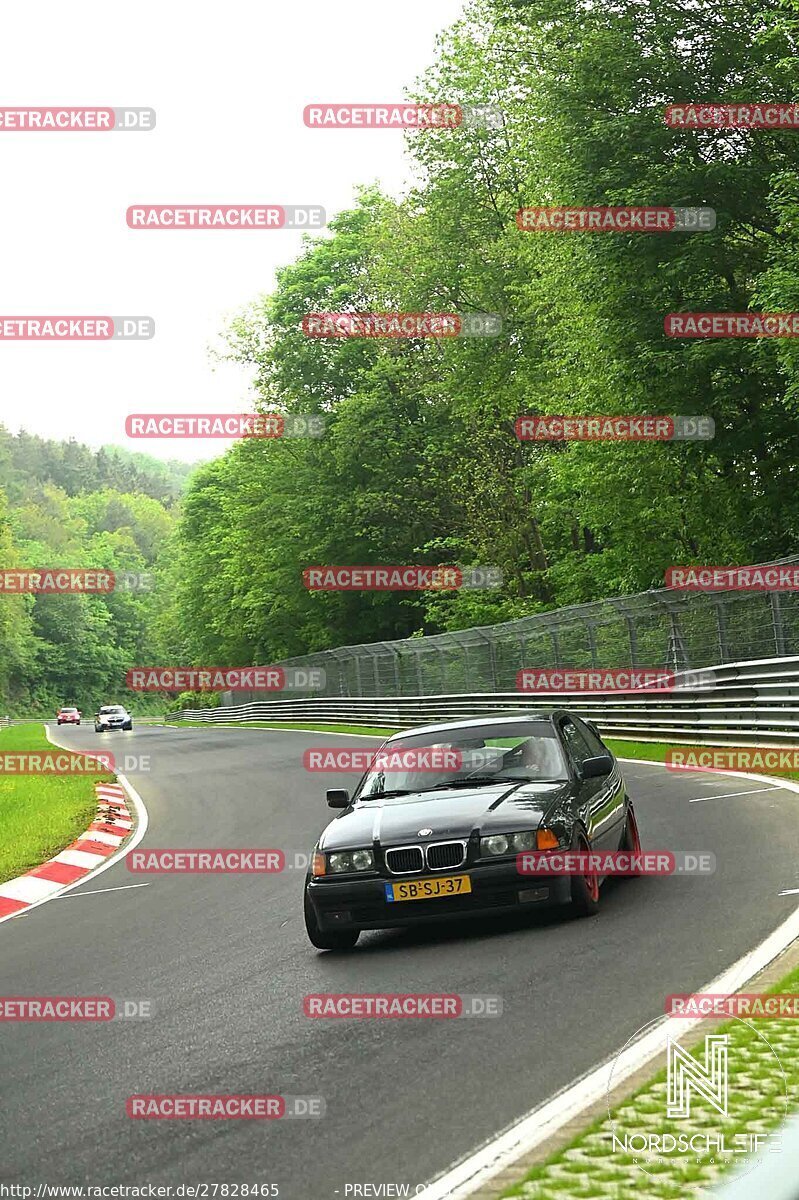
[385,874,472,903]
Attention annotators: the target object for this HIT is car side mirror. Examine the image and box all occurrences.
[326,789,350,809]
[582,754,613,779]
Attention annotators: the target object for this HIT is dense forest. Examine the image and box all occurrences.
[156,0,799,667]
[0,428,191,712]
[3,0,799,710]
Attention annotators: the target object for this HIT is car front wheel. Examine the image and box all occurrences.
[570,832,600,917]
[304,892,359,950]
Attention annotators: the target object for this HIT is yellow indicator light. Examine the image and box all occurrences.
[312,852,326,877]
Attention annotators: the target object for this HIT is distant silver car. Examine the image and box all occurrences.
[94,704,133,732]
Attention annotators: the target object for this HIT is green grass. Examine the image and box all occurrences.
[605,738,673,762]
[503,959,799,1199]
[606,737,799,783]
[164,718,400,737]
[0,724,113,883]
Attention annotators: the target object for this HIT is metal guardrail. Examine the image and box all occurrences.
[173,655,799,744]
[220,556,799,701]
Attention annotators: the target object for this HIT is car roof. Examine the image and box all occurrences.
[387,711,566,740]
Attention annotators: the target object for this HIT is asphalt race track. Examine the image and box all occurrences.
[2,723,798,1197]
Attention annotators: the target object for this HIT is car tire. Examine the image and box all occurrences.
[619,800,641,870]
[304,892,360,950]
[77,721,81,726]
[570,832,600,917]
[95,725,102,733]
[123,721,133,731]
[57,720,62,725]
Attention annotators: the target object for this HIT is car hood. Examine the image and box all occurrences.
[318,780,570,850]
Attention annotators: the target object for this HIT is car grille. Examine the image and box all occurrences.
[427,842,466,870]
[385,846,424,875]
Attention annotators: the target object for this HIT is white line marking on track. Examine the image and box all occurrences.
[57,882,152,899]
[779,888,799,896]
[688,786,782,803]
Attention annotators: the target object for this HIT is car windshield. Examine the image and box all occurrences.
[356,720,568,801]
[100,706,125,715]
[60,708,78,713]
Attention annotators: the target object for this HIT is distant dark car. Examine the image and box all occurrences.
[57,707,81,726]
[94,705,133,732]
[304,712,640,950]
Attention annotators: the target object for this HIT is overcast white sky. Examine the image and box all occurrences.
[0,0,466,462]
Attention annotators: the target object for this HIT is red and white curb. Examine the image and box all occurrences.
[0,781,137,921]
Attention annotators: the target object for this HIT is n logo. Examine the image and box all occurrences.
[667,1035,728,1118]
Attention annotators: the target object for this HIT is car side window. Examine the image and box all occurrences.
[572,716,609,758]
[559,718,594,769]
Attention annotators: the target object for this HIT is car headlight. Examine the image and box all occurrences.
[480,830,538,856]
[328,849,375,874]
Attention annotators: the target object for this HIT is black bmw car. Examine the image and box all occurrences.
[303,711,640,950]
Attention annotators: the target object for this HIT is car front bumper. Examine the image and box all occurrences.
[306,861,573,932]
